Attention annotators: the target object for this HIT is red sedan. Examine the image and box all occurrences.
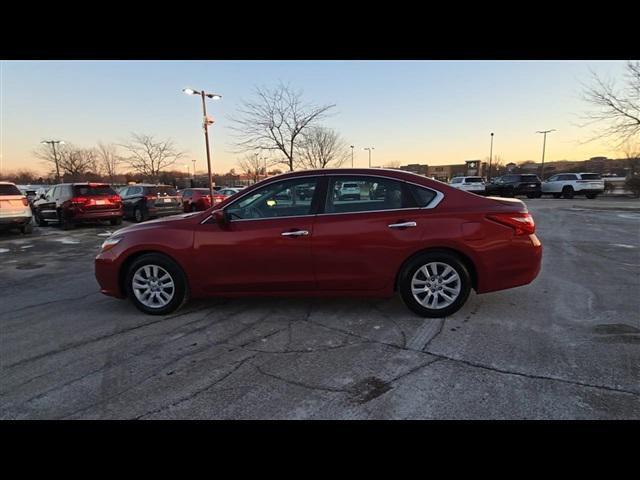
[181,188,226,212]
[96,169,542,316]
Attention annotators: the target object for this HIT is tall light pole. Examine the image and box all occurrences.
[364,147,374,168]
[183,88,222,201]
[536,129,556,180]
[192,159,196,180]
[488,132,494,181]
[41,140,65,183]
[350,145,355,168]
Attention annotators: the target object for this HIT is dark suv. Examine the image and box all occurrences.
[485,174,542,198]
[119,184,182,222]
[32,183,123,230]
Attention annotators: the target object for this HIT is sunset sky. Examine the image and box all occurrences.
[0,60,630,176]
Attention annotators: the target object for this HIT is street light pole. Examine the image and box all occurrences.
[183,88,222,202]
[488,132,494,181]
[350,145,354,168]
[41,140,64,183]
[536,129,556,180]
[364,147,374,168]
[192,159,196,180]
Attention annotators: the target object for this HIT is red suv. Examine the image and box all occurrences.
[181,188,226,212]
[95,169,542,316]
[33,183,123,229]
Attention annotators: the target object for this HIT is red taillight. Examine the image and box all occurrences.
[108,194,121,204]
[22,197,28,206]
[70,196,88,205]
[487,212,536,236]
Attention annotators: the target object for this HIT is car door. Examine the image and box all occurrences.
[311,175,432,292]
[193,176,323,294]
[543,175,559,193]
[39,186,59,220]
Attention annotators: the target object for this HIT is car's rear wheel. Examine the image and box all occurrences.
[21,223,33,234]
[133,206,146,223]
[58,211,74,230]
[552,193,562,199]
[125,253,188,315]
[526,193,535,198]
[562,186,574,199]
[399,251,471,318]
[586,194,598,199]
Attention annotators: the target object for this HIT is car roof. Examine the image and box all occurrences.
[0,181,18,185]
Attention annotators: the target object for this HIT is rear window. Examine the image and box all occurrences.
[147,186,178,196]
[464,177,484,183]
[0,184,22,195]
[520,175,540,182]
[409,185,437,207]
[579,173,601,180]
[73,185,116,196]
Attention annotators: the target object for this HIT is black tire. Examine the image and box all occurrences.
[552,193,562,199]
[21,223,33,234]
[35,212,47,226]
[526,193,535,199]
[58,211,74,230]
[398,251,472,318]
[534,192,542,198]
[125,253,188,315]
[110,217,123,226]
[586,194,598,199]
[133,206,146,223]
[562,186,574,199]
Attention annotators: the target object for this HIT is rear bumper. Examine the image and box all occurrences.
[0,215,32,226]
[69,209,122,221]
[477,234,542,294]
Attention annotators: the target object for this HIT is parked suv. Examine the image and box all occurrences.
[0,182,33,234]
[449,176,486,194]
[542,172,605,199]
[32,183,123,230]
[181,188,226,212]
[485,174,542,198]
[338,182,361,200]
[120,184,182,222]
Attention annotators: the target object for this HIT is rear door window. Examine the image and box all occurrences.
[408,184,438,207]
[579,173,601,180]
[326,176,413,214]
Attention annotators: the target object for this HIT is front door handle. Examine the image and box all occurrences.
[281,230,310,237]
[388,221,417,229]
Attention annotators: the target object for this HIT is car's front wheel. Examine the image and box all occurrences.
[398,251,472,318]
[125,253,188,315]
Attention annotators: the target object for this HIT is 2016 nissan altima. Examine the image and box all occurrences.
[95,169,542,317]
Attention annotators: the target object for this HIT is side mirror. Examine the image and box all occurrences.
[213,209,228,225]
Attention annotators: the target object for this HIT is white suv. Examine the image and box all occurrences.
[0,181,33,234]
[449,176,486,194]
[542,173,605,199]
[338,182,361,201]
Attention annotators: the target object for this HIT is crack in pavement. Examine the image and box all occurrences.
[305,318,640,398]
[133,354,258,419]
[0,291,100,317]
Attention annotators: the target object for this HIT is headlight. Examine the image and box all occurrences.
[101,236,122,252]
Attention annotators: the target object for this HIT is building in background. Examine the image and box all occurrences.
[399,164,429,176]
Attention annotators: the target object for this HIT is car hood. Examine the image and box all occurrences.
[115,212,202,235]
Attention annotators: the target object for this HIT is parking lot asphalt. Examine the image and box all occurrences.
[1,197,639,419]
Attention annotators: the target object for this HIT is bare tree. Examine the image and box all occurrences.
[621,142,640,177]
[237,153,266,184]
[1,169,39,184]
[229,83,335,171]
[581,61,640,147]
[119,133,185,181]
[96,142,120,182]
[35,143,97,181]
[296,126,349,169]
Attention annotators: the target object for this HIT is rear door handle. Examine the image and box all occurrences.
[388,221,417,229]
[281,230,310,237]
